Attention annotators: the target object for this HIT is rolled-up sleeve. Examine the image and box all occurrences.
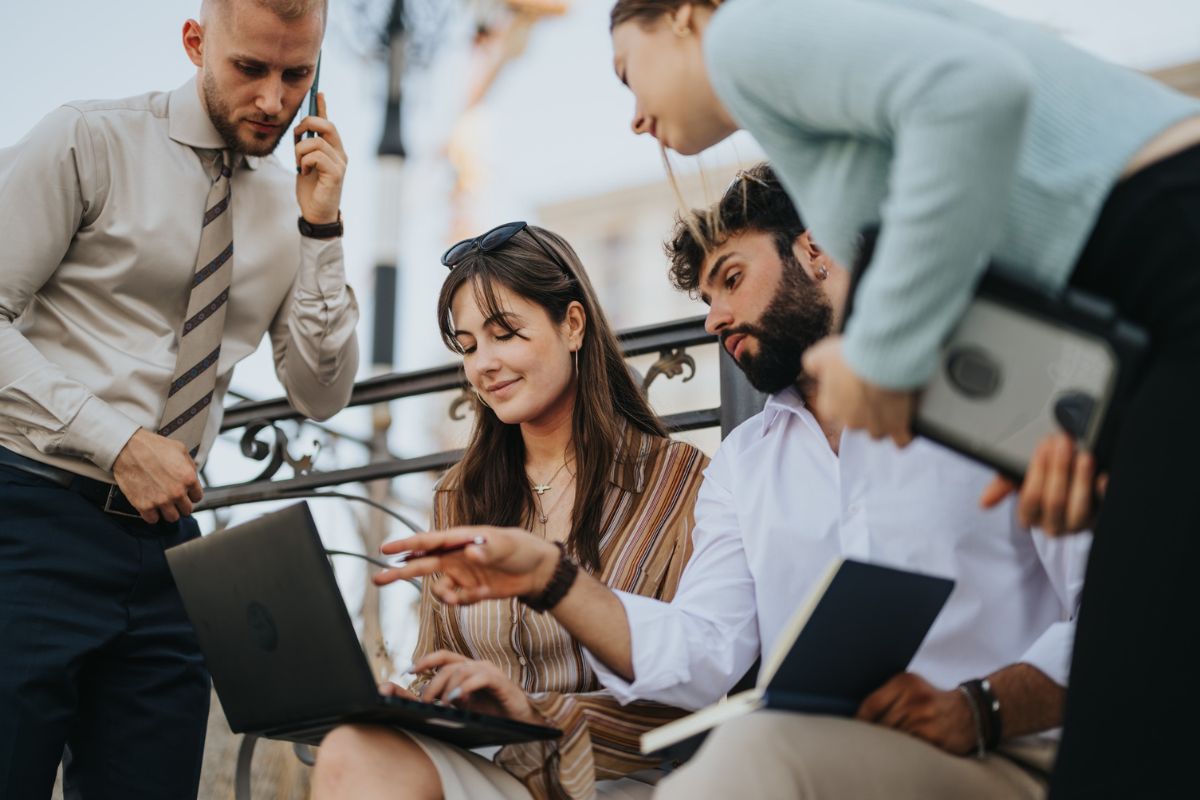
[586,450,760,710]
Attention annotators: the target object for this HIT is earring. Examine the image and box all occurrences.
[815,264,829,281]
[674,25,688,37]
[574,348,579,375]
[473,388,491,409]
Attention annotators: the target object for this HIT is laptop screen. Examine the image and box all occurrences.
[166,502,383,732]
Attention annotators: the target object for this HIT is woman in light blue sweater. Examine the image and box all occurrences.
[608,0,1200,796]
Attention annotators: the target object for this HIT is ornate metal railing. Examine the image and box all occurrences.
[197,315,761,513]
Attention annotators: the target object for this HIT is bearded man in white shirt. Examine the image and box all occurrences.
[379,164,1092,799]
[0,1,358,797]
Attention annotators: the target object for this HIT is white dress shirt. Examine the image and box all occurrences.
[0,79,359,480]
[589,387,1090,712]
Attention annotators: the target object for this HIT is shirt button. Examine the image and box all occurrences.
[847,502,861,516]
[518,656,528,666]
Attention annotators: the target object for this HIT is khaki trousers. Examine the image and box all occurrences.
[655,712,1055,800]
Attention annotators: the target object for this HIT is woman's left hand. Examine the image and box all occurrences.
[802,336,916,446]
[414,650,545,726]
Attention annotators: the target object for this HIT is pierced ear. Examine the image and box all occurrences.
[564,301,587,347]
[796,231,822,259]
[793,231,829,281]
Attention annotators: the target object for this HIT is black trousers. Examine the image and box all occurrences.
[1051,144,1200,797]
[0,462,210,799]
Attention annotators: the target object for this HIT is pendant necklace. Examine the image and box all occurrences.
[530,457,572,498]
[529,457,575,525]
[533,479,575,527]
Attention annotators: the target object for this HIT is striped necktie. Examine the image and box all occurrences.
[157,149,234,459]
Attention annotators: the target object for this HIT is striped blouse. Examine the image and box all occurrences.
[412,427,709,800]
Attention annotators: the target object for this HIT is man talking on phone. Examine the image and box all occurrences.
[0,1,358,796]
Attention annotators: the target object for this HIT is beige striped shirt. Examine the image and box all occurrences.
[413,427,708,799]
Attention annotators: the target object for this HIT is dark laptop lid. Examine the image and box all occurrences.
[166,502,381,732]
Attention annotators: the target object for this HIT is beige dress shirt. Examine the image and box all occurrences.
[0,78,360,482]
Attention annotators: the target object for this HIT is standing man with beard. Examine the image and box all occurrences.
[0,1,358,796]
[377,164,1092,798]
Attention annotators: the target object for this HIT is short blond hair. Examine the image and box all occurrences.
[202,0,328,26]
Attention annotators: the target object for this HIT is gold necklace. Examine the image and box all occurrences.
[533,477,575,526]
[529,457,572,497]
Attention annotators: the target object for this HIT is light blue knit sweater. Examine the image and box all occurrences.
[705,0,1200,388]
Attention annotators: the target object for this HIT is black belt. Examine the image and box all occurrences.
[0,446,142,518]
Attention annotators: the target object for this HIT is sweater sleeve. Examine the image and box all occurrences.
[495,691,686,800]
[706,0,1035,387]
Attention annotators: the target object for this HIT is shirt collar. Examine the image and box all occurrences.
[761,385,808,435]
[607,422,656,494]
[167,77,260,171]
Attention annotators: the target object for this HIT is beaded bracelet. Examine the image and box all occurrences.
[519,542,579,613]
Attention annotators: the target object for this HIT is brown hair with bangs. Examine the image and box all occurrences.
[436,226,666,571]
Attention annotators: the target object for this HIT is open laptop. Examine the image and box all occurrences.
[165,501,561,748]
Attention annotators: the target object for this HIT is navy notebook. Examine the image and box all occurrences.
[641,558,955,754]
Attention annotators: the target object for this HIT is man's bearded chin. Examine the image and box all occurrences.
[725,266,834,395]
[201,70,295,157]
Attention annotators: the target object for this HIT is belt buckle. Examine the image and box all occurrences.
[103,484,143,519]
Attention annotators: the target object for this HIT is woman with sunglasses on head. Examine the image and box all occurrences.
[607,1,1200,796]
[310,222,708,800]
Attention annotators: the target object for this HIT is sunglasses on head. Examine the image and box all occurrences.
[441,221,573,279]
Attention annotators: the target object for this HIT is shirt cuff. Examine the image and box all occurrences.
[57,396,141,473]
[296,235,347,296]
[583,590,694,707]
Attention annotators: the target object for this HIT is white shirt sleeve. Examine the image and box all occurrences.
[1017,527,1092,687]
[584,446,761,710]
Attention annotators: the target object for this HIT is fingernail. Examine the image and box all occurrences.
[472,536,486,546]
[446,687,462,702]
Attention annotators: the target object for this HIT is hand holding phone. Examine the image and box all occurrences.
[293,50,347,226]
[304,52,322,140]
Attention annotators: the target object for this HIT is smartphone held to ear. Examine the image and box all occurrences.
[847,227,1148,480]
[304,52,322,139]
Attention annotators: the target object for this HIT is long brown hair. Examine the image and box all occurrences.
[436,226,666,571]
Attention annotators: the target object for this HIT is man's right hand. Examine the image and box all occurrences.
[112,428,203,524]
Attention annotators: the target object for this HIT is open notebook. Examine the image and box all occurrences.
[641,558,954,754]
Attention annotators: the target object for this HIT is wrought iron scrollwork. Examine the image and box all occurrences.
[448,387,475,421]
[239,419,322,482]
[642,347,696,393]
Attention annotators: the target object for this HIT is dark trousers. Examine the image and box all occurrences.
[0,462,210,799]
[1051,144,1200,797]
